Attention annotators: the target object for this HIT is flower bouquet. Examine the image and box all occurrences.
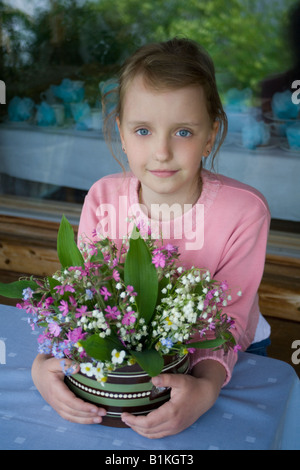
[0,216,238,426]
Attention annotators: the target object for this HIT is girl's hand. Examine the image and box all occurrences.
[31,354,106,424]
[121,360,226,439]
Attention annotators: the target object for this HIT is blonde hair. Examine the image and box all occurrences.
[102,37,227,169]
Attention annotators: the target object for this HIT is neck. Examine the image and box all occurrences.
[138,174,202,222]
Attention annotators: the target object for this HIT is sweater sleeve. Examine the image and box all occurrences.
[189,207,270,386]
[77,188,100,245]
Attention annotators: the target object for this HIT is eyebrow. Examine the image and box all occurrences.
[127,121,201,127]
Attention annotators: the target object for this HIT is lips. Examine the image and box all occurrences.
[149,170,179,178]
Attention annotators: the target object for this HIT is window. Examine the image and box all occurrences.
[0,0,299,230]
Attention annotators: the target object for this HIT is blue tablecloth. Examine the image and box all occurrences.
[0,304,299,450]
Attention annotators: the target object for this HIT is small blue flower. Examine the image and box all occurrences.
[85,289,94,300]
[22,287,34,300]
[37,340,52,355]
[52,343,65,359]
[161,337,174,348]
[60,360,77,376]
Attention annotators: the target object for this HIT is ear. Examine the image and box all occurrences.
[204,120,219,157]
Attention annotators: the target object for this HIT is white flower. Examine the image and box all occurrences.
[80,363,95,377]
[94,362,104,378]
[111,349,126,365]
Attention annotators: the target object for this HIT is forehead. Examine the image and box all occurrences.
[121,74,209,121]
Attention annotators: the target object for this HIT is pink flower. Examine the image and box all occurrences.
[152,252,166,268]
[187,348,196,354]
[75,305,88,318]
[69,296,77,308]
[88,244,98,256]
[25,304,38,315]
[54,284,75,296]
[233,344,242,353]
[38,333,49,344]
[44,297,54,308]
[100,286,111,301]
[58,300,69,316]
[137,220,151,236]
[164,243,177,253]
[105,306,120,320]
[220,280,229,291]
[122,311,136,326]
[67,327,85,343]
[126,285,137,296]
[206,289,216,301]
[112,269,120,281]
[49,322,61,337]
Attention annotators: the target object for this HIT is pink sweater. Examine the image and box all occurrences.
[78,169,270,386]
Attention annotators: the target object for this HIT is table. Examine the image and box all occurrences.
[0,304,299,450]
[0,123,299,221]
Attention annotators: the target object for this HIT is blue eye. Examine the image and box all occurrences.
[136,128,150,136]
[176,129,192,137]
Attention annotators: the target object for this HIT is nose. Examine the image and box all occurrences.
[153,135,172,162]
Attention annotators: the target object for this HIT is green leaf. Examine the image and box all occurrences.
[90,250,104,264]
[130,349,164,377]
[80,334,123,362]
[124,226,158,324]
[0,279,38,299]
[47,276,61,292]
[183,338,226,350]
[57,215,84,269]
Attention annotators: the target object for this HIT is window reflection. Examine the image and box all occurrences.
[0,0,299,227]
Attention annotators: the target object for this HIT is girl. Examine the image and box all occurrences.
[32,38,271,438]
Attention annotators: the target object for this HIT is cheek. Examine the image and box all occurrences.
[176,141,203,162]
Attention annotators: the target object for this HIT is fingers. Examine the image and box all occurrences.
[152,372,187,390]
[121,374,202,438]
[34,356,107,425]
[121,402,178,439]
[53,379,107,424]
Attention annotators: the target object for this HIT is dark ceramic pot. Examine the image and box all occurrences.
[65,354,190,427]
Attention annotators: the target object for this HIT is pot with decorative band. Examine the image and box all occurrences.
[65,354,189,427]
